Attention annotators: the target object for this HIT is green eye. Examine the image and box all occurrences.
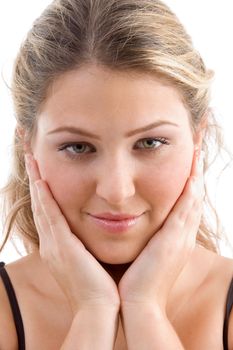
[58,137,170,161]
[58,142,95,160]
[66,144,91,153]
[135,138,169,150]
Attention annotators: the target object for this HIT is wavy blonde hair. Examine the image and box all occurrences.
[0,0,230,255]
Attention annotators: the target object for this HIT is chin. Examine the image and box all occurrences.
[98,256,134,265]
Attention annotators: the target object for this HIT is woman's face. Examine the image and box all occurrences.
[31,65,198,264]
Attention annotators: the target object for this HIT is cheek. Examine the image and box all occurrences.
[142,150,193,214]
[36,156,89,212]
[35,143,194,219]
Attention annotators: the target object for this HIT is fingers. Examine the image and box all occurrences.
[34,180,71,237]
[190,148,205,179]
[24,153,75,251]
[161,150,204,237]
[25,153,42,213]
[25,153,49,247]
[25,153,41,183]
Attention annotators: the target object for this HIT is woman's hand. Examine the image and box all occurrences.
[25,153,120,315]
[118,150,204,311]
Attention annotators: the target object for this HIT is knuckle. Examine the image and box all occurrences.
[47,215,58,227]
[47,213,63,228]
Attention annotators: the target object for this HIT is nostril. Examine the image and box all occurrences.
[96,180,135,205]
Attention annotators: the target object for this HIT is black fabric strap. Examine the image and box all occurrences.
[223,277,233,350]
[0,262,25,350]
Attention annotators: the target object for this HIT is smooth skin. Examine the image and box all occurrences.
[25,144,203,312]
[1,65,233,349]
[25,152,120,313]
[25,144,203,349]
[30,66,197,268]
[25,65,205,314]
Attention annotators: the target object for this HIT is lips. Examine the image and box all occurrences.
[89,213,142,220]
[87,212,144,233]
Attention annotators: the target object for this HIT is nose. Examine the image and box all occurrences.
[95,156,136,206]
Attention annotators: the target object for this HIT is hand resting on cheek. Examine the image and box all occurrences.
[118,149,204,311]
[25,148,204,315]
[25,153,120,315]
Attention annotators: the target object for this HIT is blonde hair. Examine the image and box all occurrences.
[0,0,229,254]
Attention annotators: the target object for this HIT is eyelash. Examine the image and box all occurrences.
[57,137,170,160]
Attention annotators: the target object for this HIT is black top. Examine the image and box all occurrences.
[0,262,25,350]
[0,261,233,349]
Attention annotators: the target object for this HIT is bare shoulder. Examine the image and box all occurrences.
[170,246,233,349]
[204,248,233,308]
[0,260,22,350]
[201,248,233,350]
[0,252,48,350]
[0,252,73,349]
[215,253,233,350]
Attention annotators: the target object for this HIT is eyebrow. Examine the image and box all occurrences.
[46,120,179,139]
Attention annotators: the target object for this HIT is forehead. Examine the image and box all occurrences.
[38,65,191,130]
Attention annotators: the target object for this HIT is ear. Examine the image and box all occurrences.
[193,111,208,156]
[16,126,32,154]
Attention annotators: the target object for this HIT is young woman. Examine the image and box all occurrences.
[0,0,233,349]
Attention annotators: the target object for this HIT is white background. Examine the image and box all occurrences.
[0,1,233,263]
